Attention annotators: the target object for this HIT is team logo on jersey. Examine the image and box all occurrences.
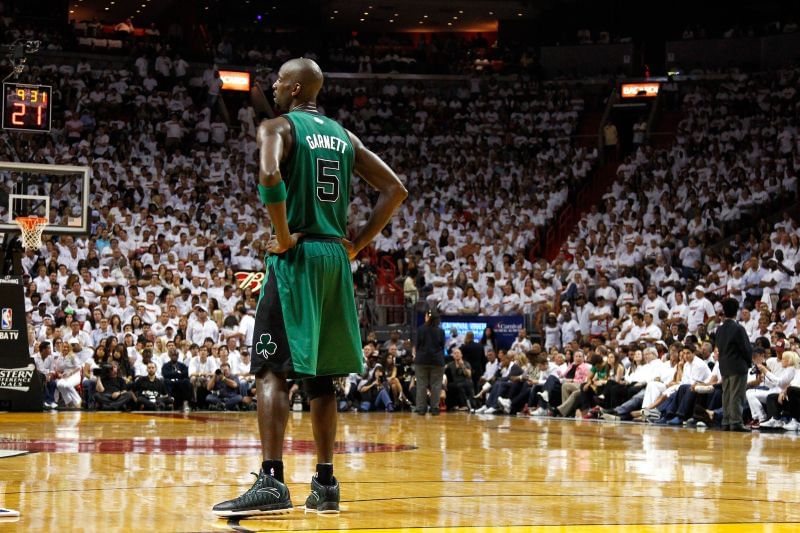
[256,333,277,359]
[313,117,324,125]
[1,308,11,330]
[235,272,265,294]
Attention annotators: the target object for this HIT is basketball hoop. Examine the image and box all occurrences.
[14,216,48,250]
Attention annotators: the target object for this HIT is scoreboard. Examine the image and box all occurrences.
[2,82,52,133]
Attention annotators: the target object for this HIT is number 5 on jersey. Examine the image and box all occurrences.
[316,158,340,203]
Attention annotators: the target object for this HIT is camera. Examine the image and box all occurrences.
[93,364,113,378]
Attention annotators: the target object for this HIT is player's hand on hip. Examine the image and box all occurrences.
[268,233,303,254]
[341,238,358,261]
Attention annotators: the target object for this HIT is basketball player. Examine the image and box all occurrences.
[212,58,407,517]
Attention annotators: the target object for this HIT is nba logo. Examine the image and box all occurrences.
[1,308,11,330]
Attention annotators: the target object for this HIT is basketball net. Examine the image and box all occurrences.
[14,216,48,250]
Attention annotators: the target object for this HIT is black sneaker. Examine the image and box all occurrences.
[212,470,293,517]
[304,475,340,515]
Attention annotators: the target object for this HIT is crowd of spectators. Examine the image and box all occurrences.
[2,43,591,412]
[338,269,800,433]
[348,191,800,431]
[211,29,512,75]
[348,66,800,432]
[402,68,798,331]
[1,4,520,76]
[341,74,595,283]
[1,14,66,52]
[3,33,799,433]
[682,19,800,40]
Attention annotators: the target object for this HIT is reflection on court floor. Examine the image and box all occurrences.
[2,411,800,532]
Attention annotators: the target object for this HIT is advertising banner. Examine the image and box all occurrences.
[418,313,525,352]
[0,276,42,411]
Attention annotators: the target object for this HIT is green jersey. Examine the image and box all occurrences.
[281,110,354,238]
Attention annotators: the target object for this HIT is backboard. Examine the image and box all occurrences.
[0,162,90,235]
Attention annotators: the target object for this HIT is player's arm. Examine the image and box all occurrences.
[345,130,408,260]
[257,118,302,253]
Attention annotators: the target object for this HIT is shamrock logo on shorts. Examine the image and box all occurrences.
[256,333,278,359]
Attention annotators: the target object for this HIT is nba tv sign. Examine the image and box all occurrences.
[0,276,43,410]
[1,307,20,340]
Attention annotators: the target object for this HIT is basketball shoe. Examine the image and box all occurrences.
[304,475,340,515]
[212,469,293,517]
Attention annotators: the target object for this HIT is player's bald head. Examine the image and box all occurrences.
[279,58,324,100]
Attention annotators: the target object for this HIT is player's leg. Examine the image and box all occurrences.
[308,381,336,463]
[304,376,340,514]
[428,366,444,415]
[256,369,290,466]
[212,263,295,517]
[415,365,431,414]
[302,242,364,514]
[211,373,294,516]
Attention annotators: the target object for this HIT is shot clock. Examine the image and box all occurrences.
[2,82,52,133]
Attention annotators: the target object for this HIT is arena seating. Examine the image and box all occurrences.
[3,37,799,430]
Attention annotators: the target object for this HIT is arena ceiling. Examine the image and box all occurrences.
[66,0,544,32]
[323,0,539,32]
[67,0,174,25]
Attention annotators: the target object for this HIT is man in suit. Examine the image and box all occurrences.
[161,346,192,412]
[460,331,485,389]
[715,298,753,432]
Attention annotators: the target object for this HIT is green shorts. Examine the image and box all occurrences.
[250,238,364,379]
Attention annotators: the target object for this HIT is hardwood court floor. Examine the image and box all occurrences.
[1,411,800,532]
